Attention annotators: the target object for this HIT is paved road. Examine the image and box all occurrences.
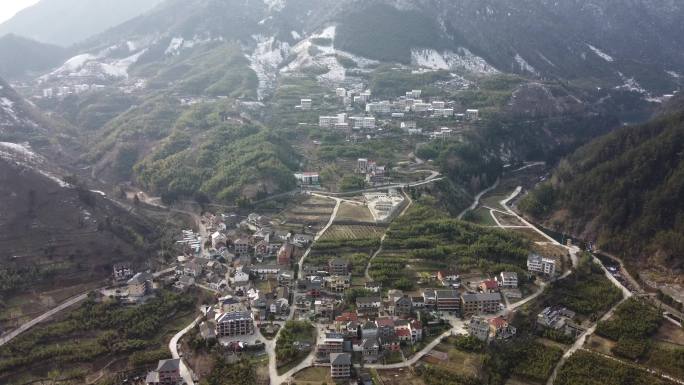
[0,292,89,347]
[457,178,500,220]
[169,315,202,385]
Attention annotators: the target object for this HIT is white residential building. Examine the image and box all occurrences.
[498,272,519,288]
[527,254,557,276]
[466,109,480,120]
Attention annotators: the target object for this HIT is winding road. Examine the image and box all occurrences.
[169,316,202,385]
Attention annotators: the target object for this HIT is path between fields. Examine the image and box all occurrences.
[457,179,500,220]
[365,188,414,281]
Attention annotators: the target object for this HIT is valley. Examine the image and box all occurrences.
[0,1,682,385]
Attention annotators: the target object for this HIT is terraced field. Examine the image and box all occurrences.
[319,224,385,241]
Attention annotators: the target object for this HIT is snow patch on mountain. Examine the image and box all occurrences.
[291,31,301,40]
[666,70,681,79]
[615,72,647,94]
[514,54,537,75]
[587,44,614,62]
[264,0,286,12]
[164,35,218,56]
[247,34,290,100]
[411,48,499,75]
[42,49,145,81]
[0,142,70,187]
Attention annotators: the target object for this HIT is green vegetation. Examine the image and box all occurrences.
[121,101,299,203]
[369,204,530,290]
[483,339,563,385]
[0,290,196,380]
[520,108,684,270]
[593,298,684,379]
[556,350,677,385]
[596,298,663,359]
[140,42,257,97]
[339,174,366,191]
[201,357,256,385]
[276,321,315,373]
[368,66,451,98]
[542,254,622,319]
[452,335,486,353]
[416,365,482,385]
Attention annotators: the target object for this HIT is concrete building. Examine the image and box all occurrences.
[215,311,254,337]
[469,316,490,341]
[465,109,480,120]
[330,353,351,379]
[127,272,152,298]
[498,271,519,288]
[294,172,320,186]
[527,254,557,276]
[435,290,461,313]
[461,292,502,315]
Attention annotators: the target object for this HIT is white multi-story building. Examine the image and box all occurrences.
[412,103,431,112]
[336,88,346,97]
[300,98,312,110]
[498,272,519,288]
[401,121,417,130]
[434,108,454,118]
[466,109,480,120]
[527,254,557,276]
[469,316,491,341]
[366,101,391,114]
[363,117,376,129]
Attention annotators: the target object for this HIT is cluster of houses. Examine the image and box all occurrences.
[315,312,425,367]
[357,158,388,185]
[312,87,480,142]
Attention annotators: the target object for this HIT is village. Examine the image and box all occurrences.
[101,195,582,385]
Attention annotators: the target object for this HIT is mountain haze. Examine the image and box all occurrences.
[0,0,165,46]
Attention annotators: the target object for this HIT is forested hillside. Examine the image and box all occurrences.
[521,101,684,271]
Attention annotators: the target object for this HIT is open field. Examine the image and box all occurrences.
[277,196,335,232]
[466,207,498,226]
[510,228,551,243]
[655,321,684,346]
[493,211,527,227]
[426,343,483,378]
[585,334,617,356]
[376,367,426,385]
[292,366,332,384]
[335,201,374,222]
[319,224,386,241]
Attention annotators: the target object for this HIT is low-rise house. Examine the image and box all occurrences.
[330,353,351,379]
[277,243,294,265]
[465,109,479,120]
[314,298,335,321]
[392,295,413,316]
[292,234,314,247]
[250,264,280,280]
[498,272,519,288]
[469,316,490,341]
[461,292,502,315]
[362,337,380,363]
[527,254,557,276]
[536,307,584,337]
[356,297,382,313]
[365,281,381,293]
[380,334,400,351]
[422,289,437,308]
[234,238,251,256]
[113,263,133,281]
[328,257,349,275]
[146,358,181,385]
[215,311,254,337]
[395,328,412,342]
[128,272,152,298]
[375,317,396,338]
[326,274,351,293]
[437,271,461,287]
[490,316,517,340]
[480,279,499,293]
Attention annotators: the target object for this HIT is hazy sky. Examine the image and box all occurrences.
[0,0,40,24]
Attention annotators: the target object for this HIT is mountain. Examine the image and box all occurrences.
[0,34,70,80]
[0,0,165,47]
[520,96,684,273]
[0,77,76,153]
[0,144,160,294]
[61,0,683,97]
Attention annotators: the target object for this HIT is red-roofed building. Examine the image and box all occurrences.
[277,243,294,265]
[396,328,412,342]
[410,320,423,342]
[480,279,499,293]
[489,316,516,339]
